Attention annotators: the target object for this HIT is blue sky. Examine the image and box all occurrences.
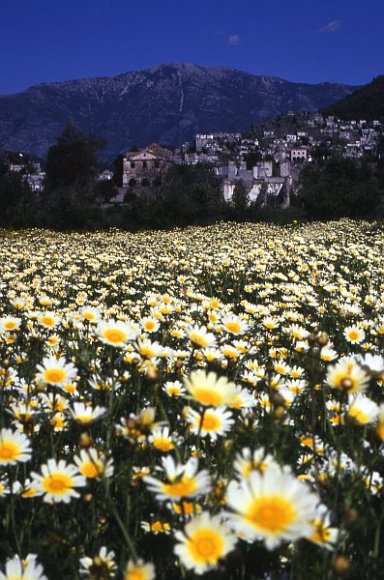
[1,0,383,94]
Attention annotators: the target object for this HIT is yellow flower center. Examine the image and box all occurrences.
[83,312,96,321]
[332,368,360,393]
[162,477,197,498]
[347,330,360,342]
[167,387,181,396]
[221,347,239,360]
[75,414,93,424]
[188,528,224,563]
[0,440,20,462]
[81,461,103,478]
[102,328,127,344]
[150,520,170,533]
[42,472,73,495]
[225,321,242,334]
[172,500,197,515]
[201,413,222,432]
[144,320,156,331]
[153,438,175,452]
[22,487,38,498]
[3,320,17,330]
[43,368,67,384]
[189,332,209,347]
[247,496,296,532]
[193,388,223,406]
[310,521,331,544]
[40,315,56,327]
[348,408,369,425]
[139,346,156,358]
[125,568,146,580]
[376,423,384,440]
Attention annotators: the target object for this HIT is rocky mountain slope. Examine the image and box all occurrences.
[0,63,355,159]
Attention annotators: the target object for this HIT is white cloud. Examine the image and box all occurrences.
[319,20,343,34]
[228,34,241,46]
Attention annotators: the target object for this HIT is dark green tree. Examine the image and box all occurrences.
[93,179,119,203]
[230,180,248,220]
[112,154,125,186]
[299,157,381,219]
[150,164,223,227]
[0,170,32,226]
[45,122,104,192]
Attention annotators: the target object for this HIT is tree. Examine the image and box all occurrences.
[93,180,119,203]
[150,164,223,227]
[0,171,32,226]
[299,157,381,219]
[112,154,125,186]
[230,180,248,220]
[45,122,104,192]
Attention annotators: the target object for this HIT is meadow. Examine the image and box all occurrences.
[1,220,384,579]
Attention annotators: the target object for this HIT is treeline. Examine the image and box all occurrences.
[1,124,384,230]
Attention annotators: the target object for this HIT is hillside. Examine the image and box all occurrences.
[0,63,355,159]
[322,75,384,120]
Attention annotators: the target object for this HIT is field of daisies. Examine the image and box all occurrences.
[1,221,384,579]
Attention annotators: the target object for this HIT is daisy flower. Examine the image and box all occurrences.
[141,519,171,534]
[97,319,137,347]
[187,325,217,348]
[137,338,163,359]
[375,404,384,440]
[262,317,280,331]
[227,386,257,409]
[320,346,338,362]
[141,317,160,333]
[0,554,47,580]
[347,394,379,425]
[144,456,211,502]
[31,458,86,504]
[226,468,318,549]
[357,353,384,374]
[148,426,176,453]
[79,546,117,578]
[38,312,60,329]
[222,315,249,336]
[81,306,101,324]
[234,448,279,479]
[184,370,237,407]
[307,505,338,551]
[36,356,77,386]
[174,512,237,575]
[0,476,9,497]
[0,316,22,332]
[69,402,106,425]
[326,356,370,394]
[0,428,32,466]
[344,325,365,344]
[74,448,114,479]
[186,407,234,441]
[123,559,155,580]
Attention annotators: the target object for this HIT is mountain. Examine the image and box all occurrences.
[322,75,384,120]
[0,63,356,159]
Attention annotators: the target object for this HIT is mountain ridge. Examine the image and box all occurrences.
[0,63,356,159]
[322,74,384,120]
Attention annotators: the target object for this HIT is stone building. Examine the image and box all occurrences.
[290,146,308,162]
[122,144,173,188]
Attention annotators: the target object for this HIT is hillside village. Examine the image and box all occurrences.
[2,112,384,209]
